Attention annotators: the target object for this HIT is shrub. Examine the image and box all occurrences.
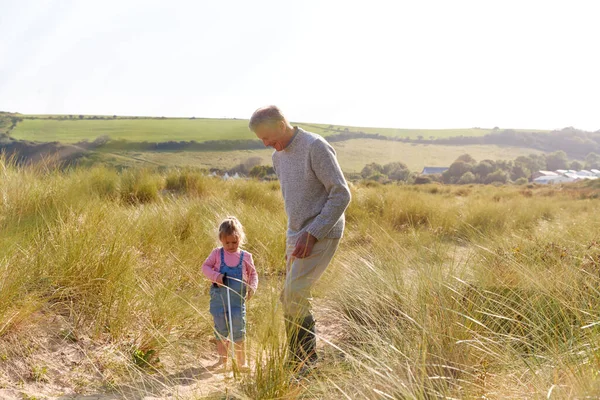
[165,169,208,196]
[120,169,161,204]
[457,171,476,185]
[515,177,528,185]
[88,166,119,199]
[484,169,509,184]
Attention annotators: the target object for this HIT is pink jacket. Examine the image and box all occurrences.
[201,248,259,292]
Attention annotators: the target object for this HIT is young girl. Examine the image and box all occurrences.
[202,217,258,371]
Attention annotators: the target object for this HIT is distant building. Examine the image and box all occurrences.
[421,167,448,175]
[531,170,558,180]
[577,170,595,177]
[533,175,577,184]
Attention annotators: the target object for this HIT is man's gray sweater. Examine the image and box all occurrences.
[272,127,351,242]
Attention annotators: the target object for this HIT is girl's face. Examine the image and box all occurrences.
[220,234,240,253]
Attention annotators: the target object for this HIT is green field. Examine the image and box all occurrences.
[11,118,253,143]
[109,140,545,172]
[10,116,547,143]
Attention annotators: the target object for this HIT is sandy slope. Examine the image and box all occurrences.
[0,301,344,400]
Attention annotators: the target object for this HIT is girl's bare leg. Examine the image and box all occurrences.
[216,340,229,365]
[235,340,248,368]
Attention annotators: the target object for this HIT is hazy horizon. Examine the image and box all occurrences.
[1,0,598,131]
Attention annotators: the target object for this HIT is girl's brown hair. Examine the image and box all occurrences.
[218,216,246,246]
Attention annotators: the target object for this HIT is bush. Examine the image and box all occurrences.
[165,169,208,196]
[361,162,384,179]
[120,169,161,204]
[457,171,476,185]
[414,176,432,185]
[515,177,529,185]
[88,166,119,199]
[249,165,275,179]
[484,169,509,184]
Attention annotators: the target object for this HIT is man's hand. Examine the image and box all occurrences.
[216,273,224,285]
[246,288,255,301]
[292,232,317,259]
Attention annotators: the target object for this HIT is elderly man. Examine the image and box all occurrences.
[249,105,351,371]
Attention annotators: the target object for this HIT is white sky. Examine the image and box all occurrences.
[1,0,598,130]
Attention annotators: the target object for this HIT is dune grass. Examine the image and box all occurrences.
[0,158,599,398]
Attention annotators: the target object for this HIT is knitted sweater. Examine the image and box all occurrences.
[272,127,351,242]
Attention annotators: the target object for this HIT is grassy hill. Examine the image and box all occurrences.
[105,140,545,173]
[9,115,546,143]
[4,113,559,172]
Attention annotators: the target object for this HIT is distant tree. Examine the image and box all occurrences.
[473,160,496,179]
[569,160,584,171]
[510,164,530,181]
[484,170,508,184]
[361,162,384,179]
[78,115,84,119]
[495,160,514,171]
[585,152,600,169]
[113,115,117,119]
[442,160,472,183]
[414,176,432,185]
[455,154,477,165]
[514,177,528,185]
[242,157,263,173]
[417,135,424,140]
[515,154,546,172]
[387,167,412,182]
[545,151,568,170]
[382,162,408,176]
[249,165,274,179]
[457,171,476,184]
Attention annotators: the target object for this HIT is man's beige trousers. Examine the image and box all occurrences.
[281,237,340,318]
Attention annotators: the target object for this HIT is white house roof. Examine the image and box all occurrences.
[591,169,600,174]
[537,170,558,176]
[563,173,582,179]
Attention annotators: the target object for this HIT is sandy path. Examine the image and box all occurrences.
[0,299,344,400]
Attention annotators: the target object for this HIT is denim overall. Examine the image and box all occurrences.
[209,249,246,342]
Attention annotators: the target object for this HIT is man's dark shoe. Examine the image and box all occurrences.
[285,314,318,371]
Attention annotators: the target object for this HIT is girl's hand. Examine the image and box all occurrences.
[216,274,224,285]
[246,289,255,301]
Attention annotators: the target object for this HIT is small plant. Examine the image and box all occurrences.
[30,365,48,383]
[132,348,160,369]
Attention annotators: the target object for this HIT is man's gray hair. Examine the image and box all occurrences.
[248,105,289,131]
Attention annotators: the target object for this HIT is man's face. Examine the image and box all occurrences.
[253,121,287,152]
